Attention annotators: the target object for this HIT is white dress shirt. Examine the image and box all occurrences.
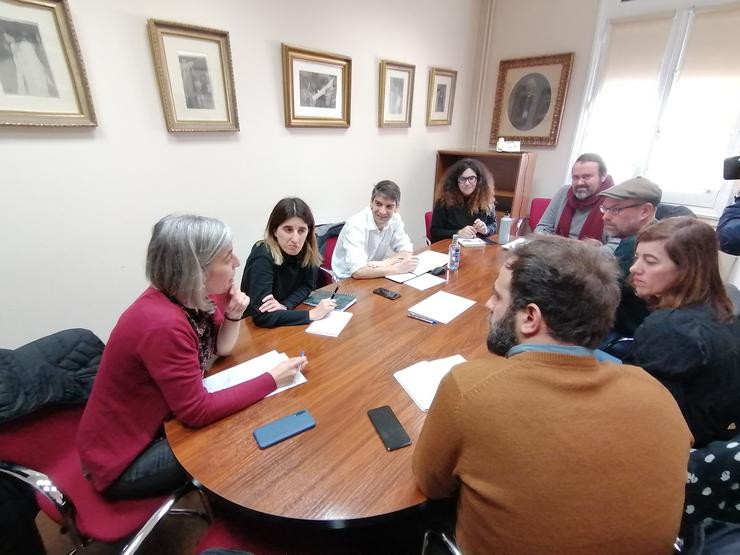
[331,207,413,279]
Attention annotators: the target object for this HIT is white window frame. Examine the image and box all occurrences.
[570,0,740,219]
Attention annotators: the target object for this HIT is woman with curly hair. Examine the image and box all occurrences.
[430,158,496,243]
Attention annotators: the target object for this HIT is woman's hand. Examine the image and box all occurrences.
[224,283,249,320]
[259,294,287,313]
[269,356,308,387]
[459,225,477,238]
[473,219,488,235]
[309,298,336,320]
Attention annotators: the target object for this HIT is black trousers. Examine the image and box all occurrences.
[0,477,46,555]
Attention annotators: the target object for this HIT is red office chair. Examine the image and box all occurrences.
[511,197,551,237]
[425,210,433,245]
[0,404,211,554]
[528,197,551,230]
[319,235,339,286]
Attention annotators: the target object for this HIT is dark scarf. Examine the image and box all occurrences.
[166,294,216,376]
[555,176,613,240]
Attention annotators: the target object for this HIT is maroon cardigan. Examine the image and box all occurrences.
[77,287,276,491]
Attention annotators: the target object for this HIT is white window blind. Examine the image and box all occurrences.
[577,1,740,213]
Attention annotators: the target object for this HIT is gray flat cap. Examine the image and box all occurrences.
[598,176,662,205]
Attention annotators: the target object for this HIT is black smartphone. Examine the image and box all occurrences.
[367,406,411,451]
[373,287,401,300]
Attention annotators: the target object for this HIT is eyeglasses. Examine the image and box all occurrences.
[458,175,478,184]
[599,203,645,216]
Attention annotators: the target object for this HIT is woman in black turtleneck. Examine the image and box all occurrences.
[241,197,335,328]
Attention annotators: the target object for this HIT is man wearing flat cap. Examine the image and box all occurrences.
[598,176,662,339]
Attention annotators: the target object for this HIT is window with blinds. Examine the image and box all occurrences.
[577,2,740,213]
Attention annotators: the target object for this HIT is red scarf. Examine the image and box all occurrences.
[555,175,613,240]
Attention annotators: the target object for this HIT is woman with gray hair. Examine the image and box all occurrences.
[77,214,306,499]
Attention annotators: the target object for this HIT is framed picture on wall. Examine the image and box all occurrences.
[378,59,414,128]
[426,67,456,126]
[147,19,239,132]
[0,0,96,127]
[489,52,574,146]
[281,43,351,128]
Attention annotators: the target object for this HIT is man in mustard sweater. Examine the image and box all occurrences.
[413,235,692,555]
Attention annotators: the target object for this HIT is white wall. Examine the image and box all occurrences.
[474,0,600,197]
[0,0,484,348]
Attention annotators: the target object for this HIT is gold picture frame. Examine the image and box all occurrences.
[378,59,414,128]
[148,19,239,132]
[426,67,456,126]
[281,43,351,128]
[490,52,574,146]
[0,0,96,127]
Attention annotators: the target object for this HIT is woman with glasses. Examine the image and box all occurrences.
[430,158,496,243]
[241,197,335,328]
[624,216,740,448]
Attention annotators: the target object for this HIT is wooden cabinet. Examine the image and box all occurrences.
[434,150,537,219]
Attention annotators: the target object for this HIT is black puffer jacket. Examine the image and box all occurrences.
[0,328,103,423]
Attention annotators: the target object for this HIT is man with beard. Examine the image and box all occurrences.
[412,236,692,555]
[598,177,661,340]
[535,153,613,242]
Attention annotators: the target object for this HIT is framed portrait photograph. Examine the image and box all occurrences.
[281,43,351,128]
[148,19,239,132]
[490,52,574,146]
[378,59,414,128]
[426,67,456,126]
[0,0,95,127]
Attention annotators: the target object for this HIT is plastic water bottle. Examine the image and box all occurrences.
[499,214,513,244]
[448,234,461,271]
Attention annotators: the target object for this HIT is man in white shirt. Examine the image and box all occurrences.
[332,180,418,279]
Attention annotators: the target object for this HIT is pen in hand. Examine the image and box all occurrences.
[330,286,339,299]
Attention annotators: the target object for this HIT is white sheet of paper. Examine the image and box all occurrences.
[404,273,446,291]
[305,310,353,337]
[386,250,450,282]
[393,354,467,411]
[203,350,307,397]
[458,237,486,247]
[407,291,476,324]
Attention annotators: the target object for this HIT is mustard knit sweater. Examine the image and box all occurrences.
[413,351,692,555]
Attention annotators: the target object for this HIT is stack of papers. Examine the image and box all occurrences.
[306,310,353,337]
[386,250,449,283]
[394,355,467,411]
[457,237,487,247]
[203,350,306,396]
[407,291,476,324]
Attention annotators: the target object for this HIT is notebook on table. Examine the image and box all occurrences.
[303,290,357,311]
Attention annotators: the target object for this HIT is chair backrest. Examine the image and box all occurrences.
[528,197,551,230]
[319,235,339,286]
[424,211,433,244]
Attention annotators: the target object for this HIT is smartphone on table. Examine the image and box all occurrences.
[367,405,411,451]
[373,287,401,300]
[253,409,315,449]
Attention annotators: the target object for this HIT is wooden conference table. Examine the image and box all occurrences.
[166,239,504,525]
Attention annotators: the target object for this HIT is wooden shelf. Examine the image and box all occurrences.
[434,150,536,219]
